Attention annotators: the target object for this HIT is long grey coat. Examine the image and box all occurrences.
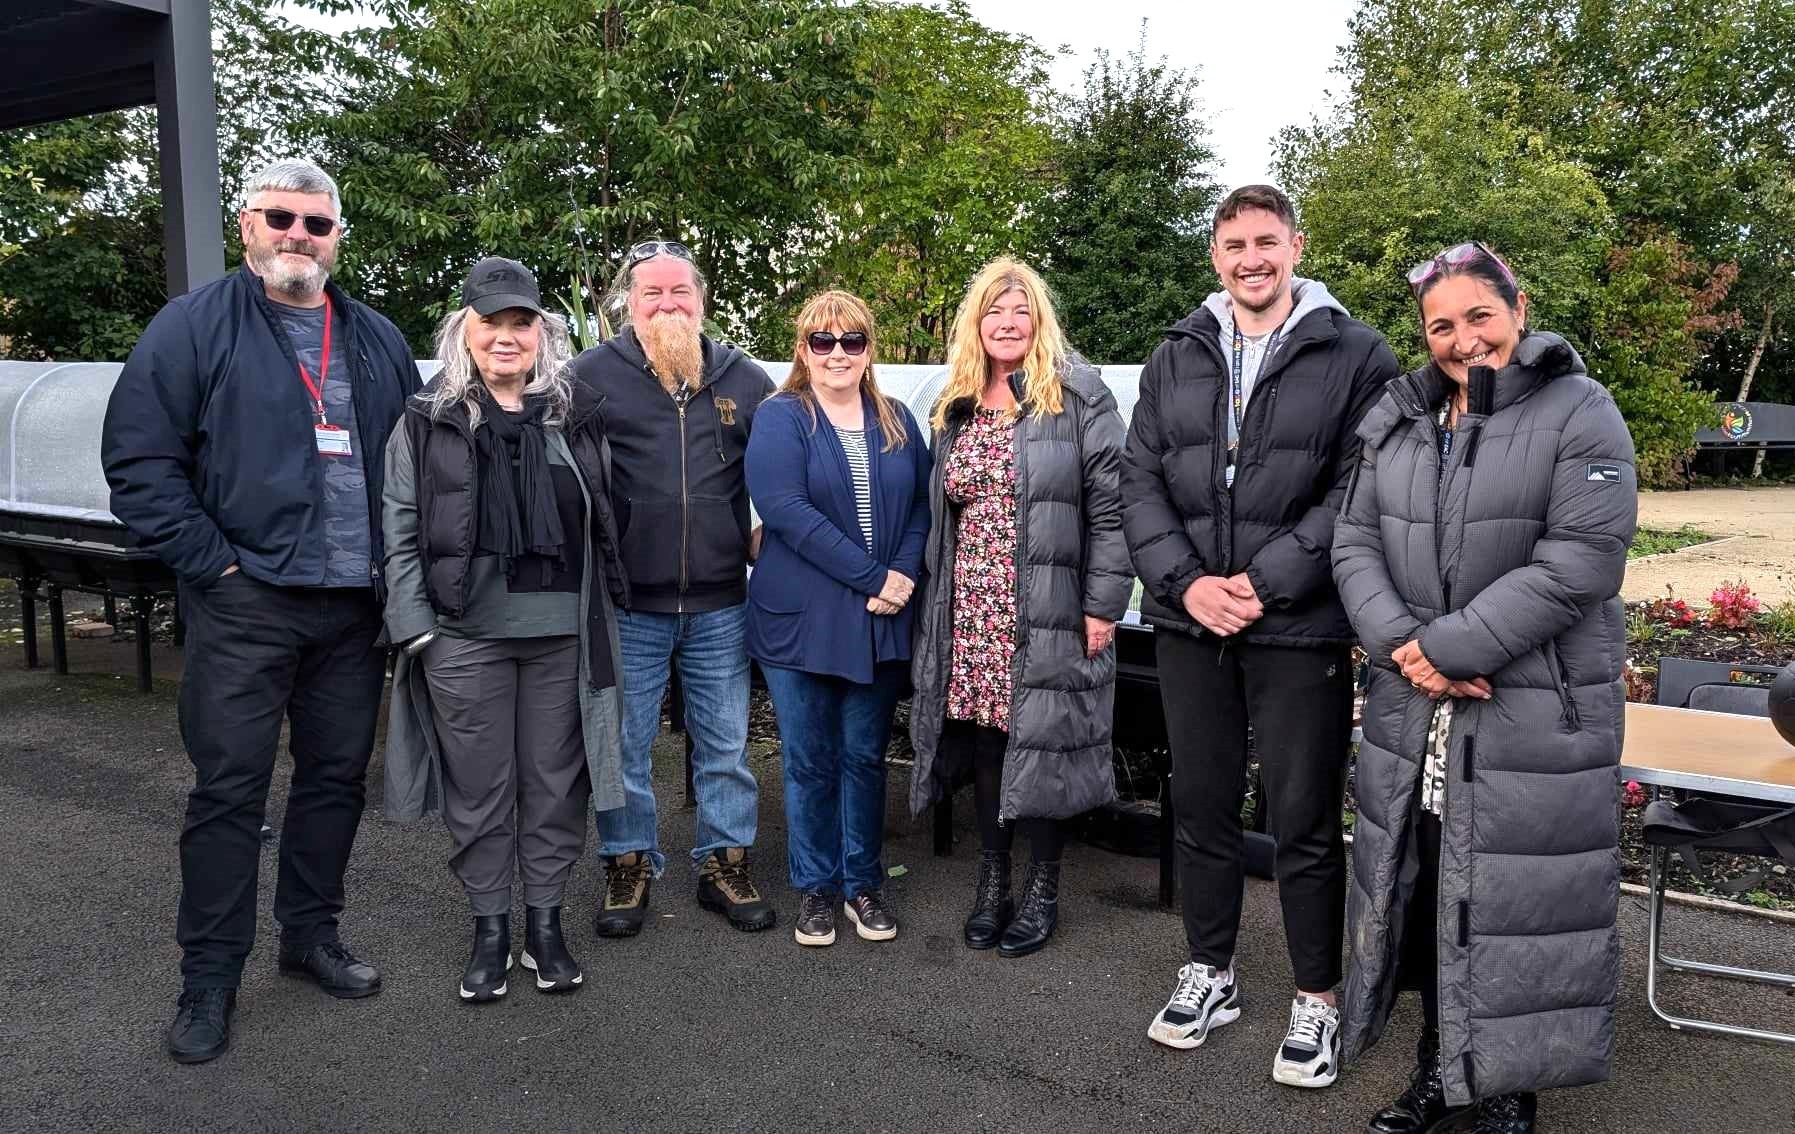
[909,362,1134,821]
[1332,332,1636,1104]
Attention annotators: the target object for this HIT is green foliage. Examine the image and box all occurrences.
[1046,31,1219,364]
[1628,525,1713,559]
[1758,600,1795,645]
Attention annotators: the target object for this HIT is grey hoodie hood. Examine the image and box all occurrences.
[1198,276,1350,348]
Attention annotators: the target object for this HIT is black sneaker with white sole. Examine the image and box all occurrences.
[1271,994,1341,1088]
[1148,962,1241,1049]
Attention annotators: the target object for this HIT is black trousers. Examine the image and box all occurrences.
[1157,632,1352,991]
[175,574,385,989]
[1399,807,1444,1052]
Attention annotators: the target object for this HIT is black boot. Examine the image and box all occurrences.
[1365,1039,1465,1133]
[997,859,1060,958]
[521,906,584,993]
[963,850,1013,950]
[460,914,511,1003]
[1457,1092,1536,1133]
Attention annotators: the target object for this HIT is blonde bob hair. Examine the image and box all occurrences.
[782,289,909,452]
[932,256,1069,431]
[426,305,574,431]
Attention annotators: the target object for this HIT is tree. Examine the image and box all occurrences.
[1046,31,1219,364]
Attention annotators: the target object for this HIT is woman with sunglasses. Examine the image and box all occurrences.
[744,290,932,946]
[908,257,1133,958]
[381,256,630,1002]
[1332,242,1636,1134]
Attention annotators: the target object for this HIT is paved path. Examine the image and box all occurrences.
[3,654,1793,1132]
[1628,486,1795,605]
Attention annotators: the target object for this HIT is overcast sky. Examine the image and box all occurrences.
[282,1,1357,188]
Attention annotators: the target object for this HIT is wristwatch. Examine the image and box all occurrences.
[403,629,438,657]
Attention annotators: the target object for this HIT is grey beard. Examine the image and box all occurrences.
[249,247,329,301]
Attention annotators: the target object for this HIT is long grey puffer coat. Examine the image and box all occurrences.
[1332,331,1637,1105]
[909,361,1134,822]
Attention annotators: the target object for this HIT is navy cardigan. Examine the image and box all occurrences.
[745,390,932,683]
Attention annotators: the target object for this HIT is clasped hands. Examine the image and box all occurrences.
[1181,572,1263,637]
[1392,639,1491,701]
[866,570,915,616]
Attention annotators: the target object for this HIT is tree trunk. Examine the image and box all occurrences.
[1737,302,1776,477]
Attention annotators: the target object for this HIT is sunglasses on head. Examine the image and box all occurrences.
[248,207,341,238]
[806,330,869,356]
[1407,241,1516,294]
[626,240,692,266]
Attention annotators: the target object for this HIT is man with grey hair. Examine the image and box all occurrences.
[568,241,777,937]
[102,158,419,1064]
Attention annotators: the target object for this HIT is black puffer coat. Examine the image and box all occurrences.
[909,362,1133,821]
[1332,332,1637,1104]
[1122,281,1398,645]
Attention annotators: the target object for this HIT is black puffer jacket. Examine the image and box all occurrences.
[1122,280,1398,645]
[909,361,1133,821]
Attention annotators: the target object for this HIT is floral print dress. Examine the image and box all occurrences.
[944,407,1019,731]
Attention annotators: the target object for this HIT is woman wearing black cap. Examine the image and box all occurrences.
[381,257,630,1002]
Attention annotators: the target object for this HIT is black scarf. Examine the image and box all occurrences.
[473,387,565,581]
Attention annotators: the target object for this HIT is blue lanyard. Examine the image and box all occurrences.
[1229,327,1248,453]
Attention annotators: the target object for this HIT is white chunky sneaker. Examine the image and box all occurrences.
[1271,994,1341,1088]
[1147,962,1241,1050]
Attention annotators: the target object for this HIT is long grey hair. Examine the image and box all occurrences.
[426,306,575,430]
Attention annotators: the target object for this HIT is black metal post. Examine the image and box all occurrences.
[47,584,68,675]
[932,796,952,856]
[103,593,118,626]
[1158,771,1176,907]
[132,594,154,693]
[20,575,40,669]
[172,591,185,647]
[153,0,224,297]
[669,671,696,808]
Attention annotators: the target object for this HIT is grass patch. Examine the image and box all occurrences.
[1629,524,1714,558]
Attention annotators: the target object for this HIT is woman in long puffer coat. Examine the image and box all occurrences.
[1332,242,1637,1134]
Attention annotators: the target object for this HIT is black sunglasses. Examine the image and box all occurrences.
[806,330,869,357]
[247,207,341,238]
[627,239,692,266]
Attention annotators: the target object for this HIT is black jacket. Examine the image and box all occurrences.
[568,327,774,612]
[1122,281,1398,646]
[101,266,418,590]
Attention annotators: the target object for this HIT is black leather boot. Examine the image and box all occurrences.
[1365,1039,1466,1133]
[1457,1092,1536,1133]
[521,906,583,993]
[460,914,511,1003]
[997,859,1059,958]
[963,850,1013,950]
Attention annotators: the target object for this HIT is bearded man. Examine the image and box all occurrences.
[569,241,778,936]
[102,159,418,1064]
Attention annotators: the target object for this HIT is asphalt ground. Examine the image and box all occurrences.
[2,634,1794,1133]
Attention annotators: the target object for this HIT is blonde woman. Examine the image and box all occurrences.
[908,257,1133,957]
[745,290,932,947]
[381,257,629,1002]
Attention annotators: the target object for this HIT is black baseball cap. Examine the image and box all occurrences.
[461,256,545,317]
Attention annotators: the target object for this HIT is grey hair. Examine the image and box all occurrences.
[427,306,575,430]
[243,159,342,216]
[603,252,708,330]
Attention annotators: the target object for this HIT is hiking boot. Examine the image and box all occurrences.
[844,889,898,941]
[697,848,776,931]
[794,890,836,947]
[520,906,583,993]
[1272,994,1342,1088]
[459,914,511,1003]
[997,859,1060,957]
[594,852,652,938]
[1365,1040,1465,1132]
[167,988,235,1064]
[1147,961,1242,1049]
[963,850,1013,950]
[1453,1092,1536,1133]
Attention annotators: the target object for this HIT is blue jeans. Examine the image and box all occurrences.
[596,604,757,875]
[761,661,907,896]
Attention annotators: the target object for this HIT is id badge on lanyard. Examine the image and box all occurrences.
[297,299,353,457]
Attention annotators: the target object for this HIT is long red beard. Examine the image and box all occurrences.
[640,312,703,391]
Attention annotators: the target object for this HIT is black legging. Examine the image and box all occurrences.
[1398,806,1444,1053]
[943,720,1064,862]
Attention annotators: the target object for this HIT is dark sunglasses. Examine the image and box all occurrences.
[247,207,341,238]
[626,239,692,266]
[806,330,869,357]
[1407,241,1516,294]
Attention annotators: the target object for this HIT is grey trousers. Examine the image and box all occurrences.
[422,635,589,915]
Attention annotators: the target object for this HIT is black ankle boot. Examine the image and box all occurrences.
[963,850,1013,950]
[521,906,583,993]
[1365,1040,1465,1133]
[997,859,1060,958]
[1460,1092,1536,1133]
[460,914,511,1003]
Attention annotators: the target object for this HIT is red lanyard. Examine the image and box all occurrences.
[296,298,334,423]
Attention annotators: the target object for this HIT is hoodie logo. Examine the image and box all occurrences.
[1586,462,1622,483]
[715,396,737,426]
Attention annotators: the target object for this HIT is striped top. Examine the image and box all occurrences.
[834,426,874,551]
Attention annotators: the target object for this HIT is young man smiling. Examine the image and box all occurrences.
[1121,185,1399,1087]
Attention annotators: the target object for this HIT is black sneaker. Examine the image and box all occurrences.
[167,988,235,1064]
[843,890,898,941]
[696,848,776,931]
[277,939,382,999]
[794,891,836,947]
[594,852,653,938]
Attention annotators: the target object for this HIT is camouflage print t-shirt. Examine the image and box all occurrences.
[270,298,372,587]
